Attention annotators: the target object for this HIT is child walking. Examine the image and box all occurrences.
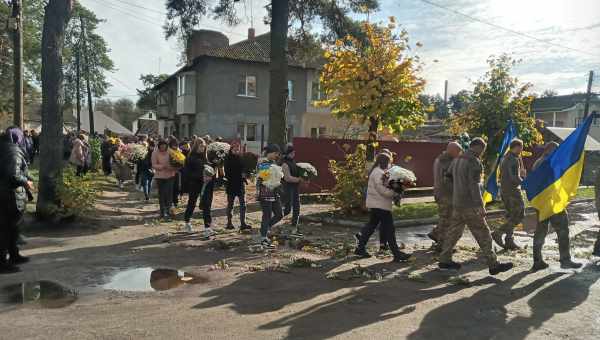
[257,144,284,248]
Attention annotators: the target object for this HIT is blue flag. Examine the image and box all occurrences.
[482,120,517,204]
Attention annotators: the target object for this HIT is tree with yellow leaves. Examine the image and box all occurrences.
[318,18,426,160]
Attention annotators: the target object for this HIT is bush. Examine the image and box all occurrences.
[88,137,102,171]
[56,167,98,218]
[328,144,368,214]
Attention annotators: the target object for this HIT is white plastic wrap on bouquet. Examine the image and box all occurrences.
[387,165,417,183]
[296,162,318,178]
[258,163,284,190]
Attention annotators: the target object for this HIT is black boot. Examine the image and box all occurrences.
[531,260,549,272]
[0,251,19,274]
[593,240,600,257]
[560,259,583,269]
[504,236,521,251]
[9,254,29,265]
[392,251,412,262]
[489,262,514,275]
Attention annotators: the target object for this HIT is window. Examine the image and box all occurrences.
[238,75,257,97]
[318,127,327,138]
[163,127,168,137]
[287,80,294,101]
[177,75,186,96]
[247,124,257,141]
[310,128,318,138]
[311,79,326,101]
[148,112,153,119]
[237,124,245,140]
[287,125,294,142]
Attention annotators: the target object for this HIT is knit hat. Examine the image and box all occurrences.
[263,143,281,154]
[283,143,294,155]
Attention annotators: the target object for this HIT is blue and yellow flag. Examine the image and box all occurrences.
[482,120,517,204]
[523,114,593,222]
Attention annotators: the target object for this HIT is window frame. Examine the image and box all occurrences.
[246,123,257,142]
[237,74,257,98]
[287,80,295,101]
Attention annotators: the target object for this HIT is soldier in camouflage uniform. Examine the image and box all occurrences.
[492,139,526,250]
[530,142,582,271]
[429,142,463,250]
[438,138,514,275]
[592,163,600,256]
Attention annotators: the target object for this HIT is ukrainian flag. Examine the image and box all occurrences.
[482,120,517,204]
[523,114,593,222]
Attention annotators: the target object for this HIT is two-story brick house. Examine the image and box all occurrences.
[154,29,349,152]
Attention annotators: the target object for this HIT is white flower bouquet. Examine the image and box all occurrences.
[296,162,318,180]
[207,142,231,166]
[199,164,215,199]
[385,165,417,196]
[258,162,284,190]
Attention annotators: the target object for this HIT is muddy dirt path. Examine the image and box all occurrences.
[2,180,600,340]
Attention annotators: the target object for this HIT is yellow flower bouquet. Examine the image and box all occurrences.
[168,148,186,168]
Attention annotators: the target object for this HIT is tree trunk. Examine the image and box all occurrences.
[12,0,24,128]
[37,0,72,219]
[75,47,81,131]
[268,0,289,148]
[81,16,94,135]
[366,116,378,161]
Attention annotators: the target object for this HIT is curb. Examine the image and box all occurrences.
[300,198,596,229]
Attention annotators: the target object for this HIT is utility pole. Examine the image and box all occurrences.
[11,0,24,128]
[443,80,449,117]
[584,71,594,118]
[80,16,95,135]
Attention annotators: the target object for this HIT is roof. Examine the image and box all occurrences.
[546,127,600,151]
[135,119,159,136]
[532,94,600,113]
[73,110,132,135]
[155,32,323,90]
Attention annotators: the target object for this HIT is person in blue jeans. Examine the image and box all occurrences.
[137,140,155,201]
[257,144,284,248]
[224,141,252,231]
[281,144,303,236]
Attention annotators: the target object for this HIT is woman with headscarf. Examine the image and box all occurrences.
[69,134,88,176]
[0,127,33,273]
[152,139,177,219]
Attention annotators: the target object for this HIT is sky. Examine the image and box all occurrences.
[80,0,600,101]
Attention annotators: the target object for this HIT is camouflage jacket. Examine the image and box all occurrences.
[499,152,523,196]
[449,150,484,209]
[433,151,454,202]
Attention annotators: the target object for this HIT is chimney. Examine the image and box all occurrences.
[248,27,255,40]
[186,30,229,64]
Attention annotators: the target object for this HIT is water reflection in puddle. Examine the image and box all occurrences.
[0,281,78,309]
[103,268,208,292]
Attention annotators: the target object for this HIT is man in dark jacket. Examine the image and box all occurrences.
[224,142,251,231]
[101,137,115,175]
[0,127,33,273]
[282,144,303,236]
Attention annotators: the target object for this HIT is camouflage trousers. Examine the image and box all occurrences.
[440,207,498,267]
[430,199,453,243]
[596,197,600,242]
[534,210,571,262]
[499,192,525,236]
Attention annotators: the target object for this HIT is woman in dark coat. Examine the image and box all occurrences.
[0,127,33,274]
[224,141,251,231]
[183,138,207,233]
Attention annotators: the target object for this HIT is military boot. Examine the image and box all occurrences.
[532,243,549,272]
[503,235,521,250]
[491,230,505,248]
[593,239,600,257]
[560,259,583,269]
[489,262,514,275]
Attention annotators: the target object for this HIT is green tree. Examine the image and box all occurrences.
[541,89,558,98]
[113,97,138,129]
[318,18,426,160]
[136,73,169,111]
[419,94,447,119]
[94,98,114,118]
[448,89,472,114]
[63,3,115,113]
[163,0,380,147]
[448,54,543,170]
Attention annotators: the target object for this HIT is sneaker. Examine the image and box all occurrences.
[439,261,462,271]
[291,228,303,237]
[261,239,275,249]
[531,260,549,272]
[503,236,521,251]
[354,248,371,258]
[203,228,216,237]
[489,262,514,275]
[9,255,29,265]
[184,222,193,233]
[560,259,583,269]
[354,233,362,246]
[392,251,412,262]
[491,230,505,248]
[226,222,235,230]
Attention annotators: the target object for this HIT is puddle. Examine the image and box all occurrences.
[103,268,208,292]
[0,281,77,309]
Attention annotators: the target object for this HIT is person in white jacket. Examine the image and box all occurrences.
[354,152,412,262]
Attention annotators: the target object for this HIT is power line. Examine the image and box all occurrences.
[91,0,248,38]
[418,0,600,59]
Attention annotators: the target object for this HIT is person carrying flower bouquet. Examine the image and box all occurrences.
[281,144,303,236]
[183,138,208,233]
[169,138,183,208]
[257,144,284,248]
[224,141,252,231]
[354,152,412,262]
[152,139,178,219]
[138,140,155,201]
